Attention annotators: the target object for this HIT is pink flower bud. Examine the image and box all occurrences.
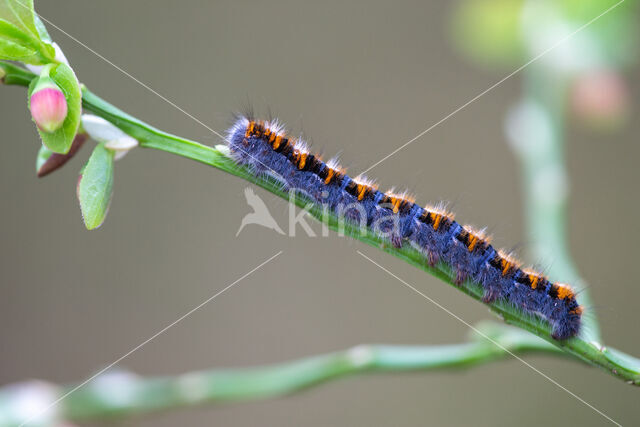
[30,86,68,133]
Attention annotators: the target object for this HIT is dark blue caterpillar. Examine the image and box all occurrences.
[226,116,583,340]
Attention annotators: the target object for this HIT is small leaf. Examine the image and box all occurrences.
[0,0,55,64]
[78,143,114,230]
[28,62,81,154]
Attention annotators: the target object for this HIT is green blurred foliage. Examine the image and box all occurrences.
[451,0,637,70]
[451,0,525,68]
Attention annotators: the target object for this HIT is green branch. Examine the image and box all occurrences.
[2,61,639,386]
[0,323,561,424]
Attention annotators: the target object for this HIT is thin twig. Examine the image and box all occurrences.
[0,323,561,424]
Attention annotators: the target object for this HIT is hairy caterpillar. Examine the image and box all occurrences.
[226,116,583,340]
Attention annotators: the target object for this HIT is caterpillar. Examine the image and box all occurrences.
[226,116,583,340]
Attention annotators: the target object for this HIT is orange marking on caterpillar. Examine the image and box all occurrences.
[467,234,479,252]
[570,306,584,315]
[272,135,283,150]
[462,226,490,252]
[431,213,443,230]
[298,152,308,170]
[424,205,455,231]
[246,121,256,138]
[495,251,520,276]
[324,168,335,184]
[389,197,401,213]
[555,283,575,300]
[500,259,514,276]
[357,184,368,201]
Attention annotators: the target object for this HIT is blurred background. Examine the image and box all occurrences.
[1,0,638,425]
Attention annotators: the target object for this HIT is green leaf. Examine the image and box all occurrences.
[28,62,81,154]
[0,19,38,61]
[78,143,114,230]
[0,32,35,59]
[0,0,39,34]
[0,0,55,63]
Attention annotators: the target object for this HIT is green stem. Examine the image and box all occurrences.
[0,323,561,423]
[2,62,639,387]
